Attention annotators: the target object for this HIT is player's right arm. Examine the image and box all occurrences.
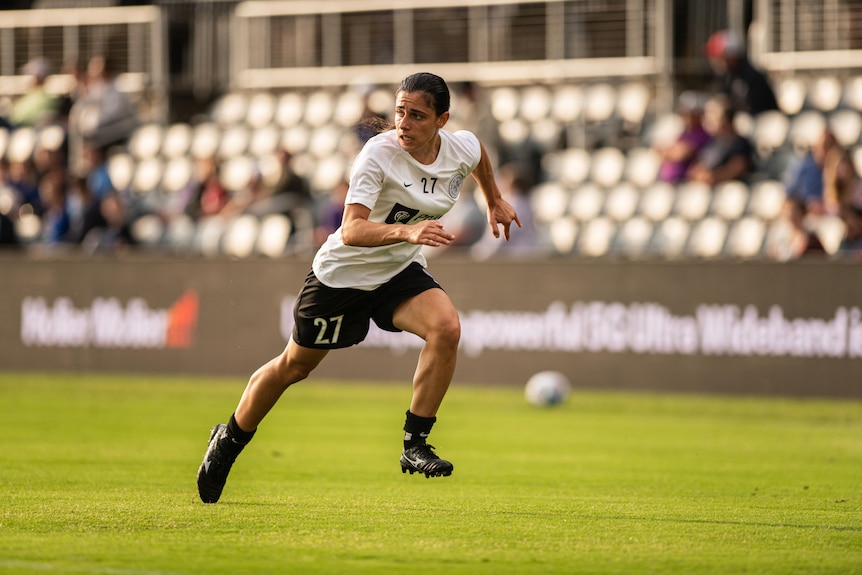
[340,203,454,248]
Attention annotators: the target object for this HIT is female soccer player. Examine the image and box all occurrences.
[197,72,521,503]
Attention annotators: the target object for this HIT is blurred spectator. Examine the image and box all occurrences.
[37,168,71,244]
[67,55,138,176]
[655,91,711,184]
[782,127,848,216]
[705,29,778,116]
[687,96,754,185]
[838,200,862,254]
[7,159,41,215]
[81,192,135,255]
[220,167,266,217]
[767,196,825,260]
[171,156,229,221]
[7,58,59,128]
[470,161,544,260]
[65,174,94,243]
[313,178,348,246]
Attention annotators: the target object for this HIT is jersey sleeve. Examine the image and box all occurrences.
[345,135,388,211]
[450,130,482,172]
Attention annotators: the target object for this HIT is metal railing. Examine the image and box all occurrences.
[753,0,862,73]
[232,0,672,96]
[0,5,167,117]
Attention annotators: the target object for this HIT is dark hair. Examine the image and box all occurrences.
[398,72,450,116]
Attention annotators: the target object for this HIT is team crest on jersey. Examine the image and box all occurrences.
[385,203,420,224]
[448,173,464,199]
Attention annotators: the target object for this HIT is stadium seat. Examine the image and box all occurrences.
[256,213,293,258]
[584,83,617,123]
[128,124,164,160]
[590,147,626,188]
[246,92,277,129]
[130,213,165,246]
[256,153,284,190]
[808,76,843,113]
[550,85,584,124]
[7,127,36,163]
[218,125,251,160]
[163,214,196,253]
[748,180,787,221]
[190,122,222,160]
[131,157,164,196]
[308,123,341,159]
[213,92,249,126]
[497,118,530,147]
[624,147,661,188]
[686,216,728,258]
[161,123,193,159]
[106,152,135,193]
[221,155,256,193]
[14,209,42,243]
[333,90,366,127]
[844,76,862,112]
[310,155,349,196]
[852,146,862,179]
[366,88,394,118]
[725,216,767,258]
[615,215,654,258]
[530,118,564,152]
[616,81,651,127]
[813,214,847,255]
[577,216,616,257]
[222,214,261,259]
[751,110,790,155]
[0,127,8,159]
[829,109,862,148]
[650,216,690,258]
[788,110,827,152]
[711,180,749,220]
[775,77,807,116]
[557,148,592,187]
[645,112,684,150]
[276,92,306,128]
[36,124,65,155]
[194,215,228,258]
[639,181,676,222]
[249,125,281,158]
[762,218,797,261]
[281,124,311,156]
[304,90,336,128]
[604,182,640,222]
[490,87,520,122]
[674,181,711,221]
[161,156,194,194]
[548,216,579,255]
[531,182,571,223]
[519,85,552,123]
[569,183,604,221]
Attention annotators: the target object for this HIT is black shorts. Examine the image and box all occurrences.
[292,262,443,349]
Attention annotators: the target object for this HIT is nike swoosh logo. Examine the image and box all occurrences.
[404,183,412,187]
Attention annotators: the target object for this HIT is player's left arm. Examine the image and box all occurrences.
[471,141,522,240]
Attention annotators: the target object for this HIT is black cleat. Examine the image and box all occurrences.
[400,443,454,478]
[196,424,238,503]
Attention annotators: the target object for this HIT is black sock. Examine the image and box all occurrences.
[227,413,256,445]
[403,410,436,449]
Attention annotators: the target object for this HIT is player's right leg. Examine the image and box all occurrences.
[197,338,328,503]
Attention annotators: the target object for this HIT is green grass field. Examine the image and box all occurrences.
[1,372,860,575]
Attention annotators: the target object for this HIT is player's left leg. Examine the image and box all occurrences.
[392,287,460,477]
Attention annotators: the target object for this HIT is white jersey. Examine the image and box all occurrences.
[313,129,482,290]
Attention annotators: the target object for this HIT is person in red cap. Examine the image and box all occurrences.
[705,29,778,116]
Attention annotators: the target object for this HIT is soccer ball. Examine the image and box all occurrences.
[524,371,571,407]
